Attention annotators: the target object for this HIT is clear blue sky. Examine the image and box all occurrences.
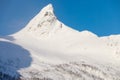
[0,0,120,36]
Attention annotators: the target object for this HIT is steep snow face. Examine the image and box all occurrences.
[0,4,120,80]
[17,4,64,37]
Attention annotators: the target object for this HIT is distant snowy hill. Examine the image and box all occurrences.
[0,4,120,80]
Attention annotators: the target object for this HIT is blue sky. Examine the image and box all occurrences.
[0,0,120,36]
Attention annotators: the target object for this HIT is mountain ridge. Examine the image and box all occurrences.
[13,4,98,39]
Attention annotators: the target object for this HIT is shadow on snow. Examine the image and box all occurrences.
[0,41,32,79]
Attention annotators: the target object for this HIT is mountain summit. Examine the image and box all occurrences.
[18,4,65,37]
[15,4,97,38]
[40,4,54,13]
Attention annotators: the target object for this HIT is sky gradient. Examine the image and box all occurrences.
[0,0,120,36]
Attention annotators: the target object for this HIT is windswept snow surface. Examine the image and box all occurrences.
[0,4,120,80]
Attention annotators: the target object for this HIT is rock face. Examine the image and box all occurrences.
[0,4,120,80]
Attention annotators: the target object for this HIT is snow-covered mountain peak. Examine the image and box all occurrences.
[38,3,55,18]
[13,4,101,39]
[14,4,99,38]
[17,4,64,37]
[40,3,53,13]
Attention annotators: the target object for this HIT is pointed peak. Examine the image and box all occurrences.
[41,3,54,13]
[46,3,53,8]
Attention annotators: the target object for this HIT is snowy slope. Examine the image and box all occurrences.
[0,4,120,80]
